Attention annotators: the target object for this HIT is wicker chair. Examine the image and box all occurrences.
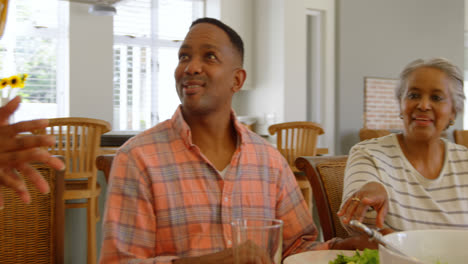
[34,117,111,264]
[0,160,65,264]
[295,155,349,241]
[268,121,324,211]
[359,128,392,141]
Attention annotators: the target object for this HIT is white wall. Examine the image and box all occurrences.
[465,0,468,31]
[232,0,285,122]
[336,0,464,154]
[67,3,113,263]
[232,0,336,152]
[69,3,113,124]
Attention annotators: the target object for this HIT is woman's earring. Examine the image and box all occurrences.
[399,114,403,119]
[449,120,455,126]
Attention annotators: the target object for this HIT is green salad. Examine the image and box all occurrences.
[328,249,448,264]
[329,249,379,264]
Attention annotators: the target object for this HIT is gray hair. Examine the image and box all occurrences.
[395,58,465,116]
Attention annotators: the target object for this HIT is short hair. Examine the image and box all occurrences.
[190,17,244,65]
[395,58,465,115]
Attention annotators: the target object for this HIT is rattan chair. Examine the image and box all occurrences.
[268,121,324,211]
[359,128,392,141]
[0,160,65,264]
[34,117,111,264]
[295,155,349,241]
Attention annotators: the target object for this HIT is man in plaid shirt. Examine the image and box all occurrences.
[99,17,357,264]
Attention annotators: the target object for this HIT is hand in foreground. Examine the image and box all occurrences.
[173,240,273,264]
[337,182,389,228]
[332,228,394,250]
[0,96,65,208]
[232,240,273,264]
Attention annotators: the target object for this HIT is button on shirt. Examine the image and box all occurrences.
[99,107,330,264]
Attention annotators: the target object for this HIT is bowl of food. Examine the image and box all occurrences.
[379,229,468,264]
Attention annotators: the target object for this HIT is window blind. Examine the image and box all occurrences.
[0,0,68,121]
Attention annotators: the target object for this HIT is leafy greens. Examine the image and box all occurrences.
[328,249,379,264]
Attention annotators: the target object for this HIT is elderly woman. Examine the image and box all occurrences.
[338,58,468,233]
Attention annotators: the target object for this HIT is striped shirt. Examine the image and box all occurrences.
[342,134,468,232]
[99,107,329,264]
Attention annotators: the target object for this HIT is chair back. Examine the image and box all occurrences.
[454,130,468,148]
[0,161,65,264]
[268,121,324,171]
[96,154,115,182]
[35,117,111,182]
[359,128,392,141]
[295,155,349,241]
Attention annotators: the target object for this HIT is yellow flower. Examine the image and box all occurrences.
[0,73,28,96]
[8,75,21,88]
[17,74,27,88]
[0,78,8,89]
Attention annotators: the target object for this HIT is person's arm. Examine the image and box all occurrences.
[0,96,65,207]
[172,249,233,264]
[338,182,389,228]
[99,151,174,264]
[337,146,389,229]
[331,228,394,250]
[173,241,272,264]
[275,161,329,257]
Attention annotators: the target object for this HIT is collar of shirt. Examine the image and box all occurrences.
[171,105,249,150]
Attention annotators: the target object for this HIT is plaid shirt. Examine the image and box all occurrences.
[99,107,330,264]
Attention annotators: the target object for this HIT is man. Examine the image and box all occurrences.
[100,18,355,264]
[0,96,65,208]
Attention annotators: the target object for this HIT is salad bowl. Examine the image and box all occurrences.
[379,229,468,264]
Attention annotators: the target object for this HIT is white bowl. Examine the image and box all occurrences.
[379,229,468,264]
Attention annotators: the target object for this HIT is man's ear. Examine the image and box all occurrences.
[232,68,246,93]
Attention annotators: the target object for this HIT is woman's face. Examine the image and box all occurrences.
[400,67,455,142]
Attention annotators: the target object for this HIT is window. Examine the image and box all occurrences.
[113,0,205,131]
[0,0,68,122]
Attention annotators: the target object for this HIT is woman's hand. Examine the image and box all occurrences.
[337,182,389,228]
[332,228,394,250]
[0,96,65,207]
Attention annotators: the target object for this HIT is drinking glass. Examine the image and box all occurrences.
[231,218,283,264]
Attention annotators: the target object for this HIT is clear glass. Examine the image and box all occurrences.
[231,218,283,264]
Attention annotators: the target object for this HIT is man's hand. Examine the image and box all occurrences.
[173,240,273,264]
[0,96,65,208]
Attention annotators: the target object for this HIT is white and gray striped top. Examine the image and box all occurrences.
[341,134,468,231]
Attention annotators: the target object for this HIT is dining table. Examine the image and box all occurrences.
[283,250,357,264]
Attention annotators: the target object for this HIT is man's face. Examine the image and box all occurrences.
[174,23,243,116]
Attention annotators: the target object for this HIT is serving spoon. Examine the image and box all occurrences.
[349,220,424,263]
